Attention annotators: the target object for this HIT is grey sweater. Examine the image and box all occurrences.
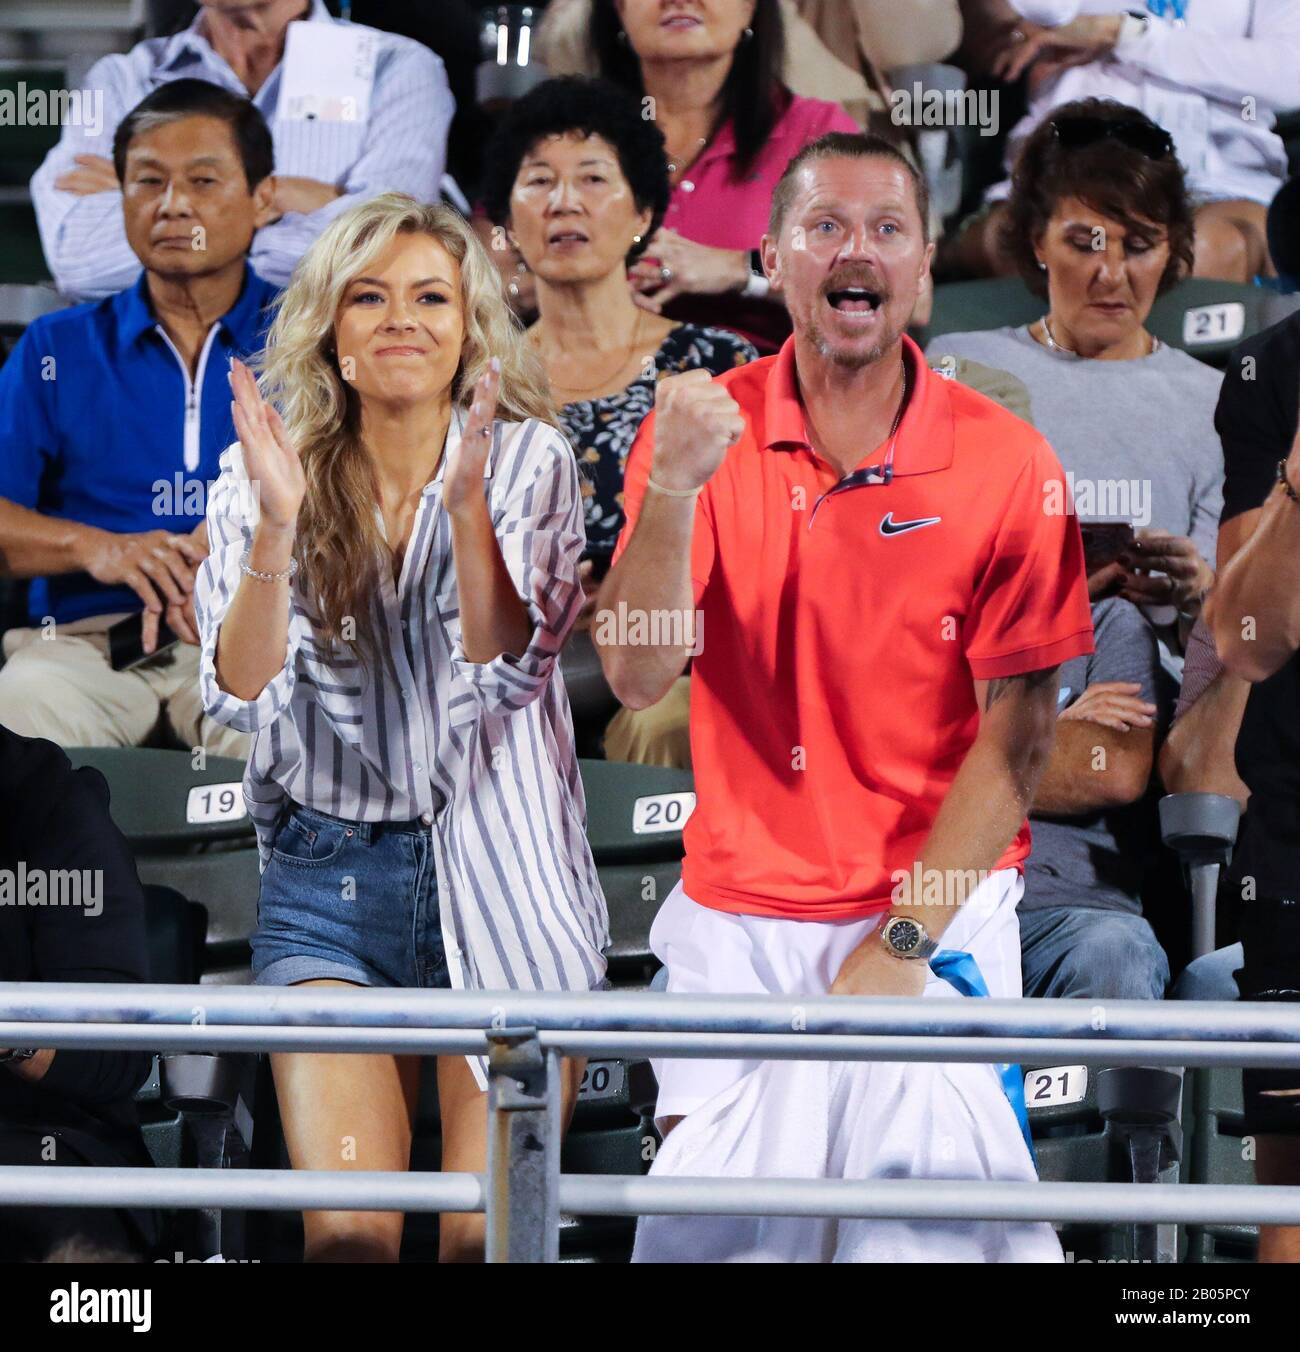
[924,325,1225,567]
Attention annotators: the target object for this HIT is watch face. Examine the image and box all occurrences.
[888,919,921,954]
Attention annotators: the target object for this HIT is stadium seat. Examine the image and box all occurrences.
[1147,279,1285,367]
[0,282,64,363]
[142,882,207,985]
[66,747,253,849]
[1027,1060,1180,1262]
[919,276,1287,370]
[579,758,694,985]
[598,859,683,982]
[560,631,620,757]
[0,202,49,289]
[67,747,260,981]
[916,277,1042,351]
[1158,792,1257,1262]
[134,848,260,983]
[137,884,255,1258]
[1182,1067,1257,1263]
[580,758,694,862]
[0,66,64,189]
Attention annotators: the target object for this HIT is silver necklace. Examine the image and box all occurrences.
[1042,315,1075,354]
[1042,315,1161,356]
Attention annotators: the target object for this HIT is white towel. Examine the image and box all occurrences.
[632,872,1063,1263]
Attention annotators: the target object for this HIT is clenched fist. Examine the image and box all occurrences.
[650,369,745,494]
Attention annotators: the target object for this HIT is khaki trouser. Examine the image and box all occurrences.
[603,676,692,770]
[0,612,248,758]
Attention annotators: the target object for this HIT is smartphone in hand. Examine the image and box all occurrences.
[107,612,180,671]
[1080,521,1136,576]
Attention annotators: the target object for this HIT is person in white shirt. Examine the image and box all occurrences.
[946,0,1300,282]
[196,192,607,1263]
[32,0,453,300]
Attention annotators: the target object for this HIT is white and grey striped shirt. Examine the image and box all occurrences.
[195,410,609,1002]
[32,0,453,300]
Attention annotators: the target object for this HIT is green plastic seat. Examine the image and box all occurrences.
[1182,1066,1258,1263]
[598,858,682,981]
[579,758,694,865]
[1147,279,1278,368]
[0,69,64,187]
[0,203,51,292]
[919,277,1043,351]
[67,747,254,850]
[1024,1060,1175,1262]
[922,276,1277,371]
[135,849,261,978]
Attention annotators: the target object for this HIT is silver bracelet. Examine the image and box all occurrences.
[239,549,298,584]
[646,475,701,499]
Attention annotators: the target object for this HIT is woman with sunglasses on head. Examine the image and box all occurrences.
[194,193,607,1264]
[947,0,1300,284]
[928,99,1222,638]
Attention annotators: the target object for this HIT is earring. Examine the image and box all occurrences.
[741,26,753,41]
[1037,260,1047,271]
[632,233,643,245]
[617,28,628,44]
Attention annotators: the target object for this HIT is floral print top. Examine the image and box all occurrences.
[558,324,757,562]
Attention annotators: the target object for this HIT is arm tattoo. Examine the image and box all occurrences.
[983,665,1060,712]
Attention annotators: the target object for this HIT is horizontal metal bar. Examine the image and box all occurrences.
[4,1167,1300,1228]
[7,1022,1300,1070]
[0,1023,492,1056]
[0,1166,483,1214]
[3,984,1298,1045]
[548,1031,1300,1070]
[561,1177,1300,1227]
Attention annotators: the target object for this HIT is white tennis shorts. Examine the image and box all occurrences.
[632,870,1063,1264]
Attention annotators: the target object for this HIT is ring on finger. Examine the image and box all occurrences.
[660,265,674,284]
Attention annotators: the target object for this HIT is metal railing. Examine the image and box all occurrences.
[3,983,1300,1261]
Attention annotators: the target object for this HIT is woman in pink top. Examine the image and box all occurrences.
[595,0,859,351]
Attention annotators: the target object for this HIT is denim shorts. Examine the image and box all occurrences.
[252,802,451,990]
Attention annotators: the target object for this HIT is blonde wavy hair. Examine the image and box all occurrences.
[257,192,555,658]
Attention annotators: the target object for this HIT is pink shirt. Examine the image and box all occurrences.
[663,93,860,250]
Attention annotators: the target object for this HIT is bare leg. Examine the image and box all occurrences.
[436,1053,586,1262]
[271,979,421,1263]
[1193,199,1274,282]
[1255,1134,1300,1262]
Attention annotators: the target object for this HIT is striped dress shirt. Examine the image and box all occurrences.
[32,0,453,300]
[195,409,609,1007]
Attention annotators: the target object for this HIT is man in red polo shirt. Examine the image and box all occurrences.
[596,131,1093,1263]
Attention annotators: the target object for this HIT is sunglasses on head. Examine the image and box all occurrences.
[1050,116,1176,161]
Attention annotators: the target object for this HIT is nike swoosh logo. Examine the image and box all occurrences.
[879,512,942,537]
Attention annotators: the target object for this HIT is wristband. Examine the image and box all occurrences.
[646,476,701,499]
[0,1048,37,1065]
[239,549,299,583]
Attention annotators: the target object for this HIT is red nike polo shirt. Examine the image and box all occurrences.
[613,334,1094,921]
